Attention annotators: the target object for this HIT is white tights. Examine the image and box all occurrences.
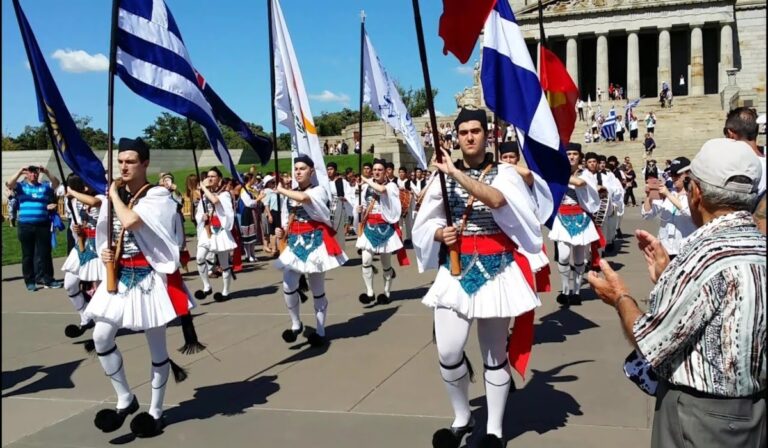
[92,321,170,418]
[556,242,586,295]
[361,250,394,297]
[282,271,328,337]
[196,247,232,295]
[434,307,512,439]
[64,272,89,325]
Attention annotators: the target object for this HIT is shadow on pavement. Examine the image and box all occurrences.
[466,360,592,445]
[533,308,600,345]
[2,359,84,398]
[199,285,279,305]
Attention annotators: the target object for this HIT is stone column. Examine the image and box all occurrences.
[627,31,640,99]
[690,25,704,96]
[596,33,609,101]
[566,37,579,87]
[658,28,671,91]
[719,22,734,91]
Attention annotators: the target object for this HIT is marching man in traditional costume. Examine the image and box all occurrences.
[413,108,550,448]
[194,167,238,302]
[61,174,104,338]
[326,161,354,248]
[274,156,348,348]
[547,144,600,306]
[597,154,625,251]
[355,158,410,305]
[85,138,198,438]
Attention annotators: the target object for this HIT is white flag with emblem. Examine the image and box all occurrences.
[363,30,427,169]
[271,0,329,190]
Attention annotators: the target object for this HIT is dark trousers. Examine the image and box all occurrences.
[17,222,55,286]
[624,188,637,206]
[652,380,766,448]
[578,108,584,121]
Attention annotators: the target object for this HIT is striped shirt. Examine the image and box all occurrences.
[14,181,54,225]
[633,211,766,397]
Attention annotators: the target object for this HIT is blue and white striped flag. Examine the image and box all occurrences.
[624,97,641,111]
[601,108,617,140]
[481,0,569,226]
[115,0,242,183]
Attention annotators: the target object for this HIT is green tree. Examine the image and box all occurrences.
[395,85,438,118]
[2,135,19,151]
[13,124,50,150]
[314,106,378,136]
[276,133,291,152]
[73,115,111,150]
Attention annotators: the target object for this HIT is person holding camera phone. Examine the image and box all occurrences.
[641,157,696,260]
[6,164,62,291]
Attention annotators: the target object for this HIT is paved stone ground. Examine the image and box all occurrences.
[2,213,657,448]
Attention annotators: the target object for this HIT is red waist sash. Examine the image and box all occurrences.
[117,253,190,316]
[210,215,222,229]
[558,204,585,215]
[289,220,343,256]
[83,228,97,238]
[365,214,410,266]
[458,233,516,255]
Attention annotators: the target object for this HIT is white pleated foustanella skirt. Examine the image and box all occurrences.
[197,227,238,253]
[547,213,600,246]
[422,263,540,320]
[84,269,183,331]
[355,223,403,254]
[61,246,105,282]
[275,243,348,274]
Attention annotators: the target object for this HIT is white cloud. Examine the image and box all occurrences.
[51,49,108,73]
[309,90,350,105]
[435,110,446,117]
[24,60,30,70]
[455,65,473,76]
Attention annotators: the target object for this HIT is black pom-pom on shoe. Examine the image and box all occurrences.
[94,395,139,432]
[130,412,166,438]
[306,332,327,348]
[569,293,582,306]
[213,292,230,302]
[477,434,504,448]
[281,323,303,343]
[431,416,474,448]
[65,324,83,338]
[358,293,374,304]
[194,289,212,300]
[376,294,391,305]
[556,293,570,306]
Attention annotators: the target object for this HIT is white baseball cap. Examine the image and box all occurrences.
[680,138,760,193]
[260,174,275,186]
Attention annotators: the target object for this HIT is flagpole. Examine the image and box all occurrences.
[357,10,365,212]
[186,119,201,180]
[104,0,120,293]
[267,0,280,209]
[493,115,499,162]
[44,126,83,248]
[410,0,460,276]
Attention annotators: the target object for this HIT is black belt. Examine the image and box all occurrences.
[667,381,766,402]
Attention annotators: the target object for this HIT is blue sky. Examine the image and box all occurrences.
[2,0,481,140]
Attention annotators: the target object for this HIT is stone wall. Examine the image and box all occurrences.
[734,1,767,111]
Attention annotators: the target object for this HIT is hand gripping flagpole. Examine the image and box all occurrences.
[410,0,460,276]
[104,0,120,293]
[357,10,365,224]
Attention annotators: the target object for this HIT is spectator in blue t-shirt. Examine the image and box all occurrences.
[7,165,63,291]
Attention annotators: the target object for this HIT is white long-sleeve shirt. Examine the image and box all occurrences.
[640,193,696,255]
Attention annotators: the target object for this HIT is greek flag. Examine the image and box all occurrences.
[363,30,427,169]
[115,0,242,183]
[601,109,617,140]
[481,0,568,225]
[625,97,641,111]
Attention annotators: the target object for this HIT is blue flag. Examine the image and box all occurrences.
[194,71,272,165]
[12,0,107,194]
